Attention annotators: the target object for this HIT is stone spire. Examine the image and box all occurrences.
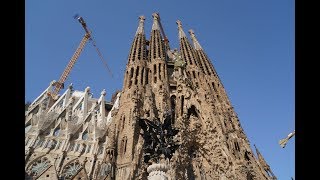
[188,29,215,76]
[149,13,166,60]
[135,15,146,35]
[254,144,276,179]
[124,15,148,89]
[187,29,235,108]
[176,20,199,68]
[151,13,160,31]
[127,15,147,63]
[188,29,211,76]
[176,20,186,39]
[188,29,203,50]
[25,13,277,180]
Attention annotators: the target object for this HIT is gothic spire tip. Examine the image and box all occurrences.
[136,15,145,35]
[152,13,160,30]
[176,20,186,38]
[139,15,145,21]
[188,29,202,50]
[152,13,159,20]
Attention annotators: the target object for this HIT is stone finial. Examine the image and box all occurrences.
[176,20,186,38]
[176,20,182,27]
[188,29,194,35]
[152,13,159,20]
[139,15,146,21]
[136,15,145,35]
[85,86,90,92]
[101,89,106,96]
[152,13,160,30]
[188,29,203,50]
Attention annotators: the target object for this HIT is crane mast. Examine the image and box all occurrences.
[51,33,90,98]
[49,15,112,100]
[279,130,295,148]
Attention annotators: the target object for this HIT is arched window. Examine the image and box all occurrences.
[124,137,128,154]
[187,105,199,118]
[50,140,57,149]
[122,116,126,131]
[234,141,240,151]
[159,64,162,80]
[145,68,149,84]
[128,68,134,88]
[141,67,145,85]
[170,96,176,124]
[87,145,91,153]
[68,143,74,151]
[82,131,88,140]
[81,144,86,153]
[36,139,44,148]
[25,124,31,134]
[45,140,51,148]
[53,128,60,136]
[181,96,184,116]
[135,67,139,85]
[75,144,80,152]
[55,141,61,150]
[99,147,104,154]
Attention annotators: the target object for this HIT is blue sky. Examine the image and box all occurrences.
[26,0,294,179]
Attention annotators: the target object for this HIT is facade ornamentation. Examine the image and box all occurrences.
[25,13,276,180]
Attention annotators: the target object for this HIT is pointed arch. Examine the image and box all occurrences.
[128,67,134,89]
[122,115,126,131]
[124,137,128,154]
[81,144,87,154]
[187,105,199,118]
[82,130,89,140]
[53,127,60,136]
[25,120,32,133]
[170,95,176,124]
[181,95,184,116]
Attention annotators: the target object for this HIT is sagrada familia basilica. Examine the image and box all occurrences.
[25,13,276,180]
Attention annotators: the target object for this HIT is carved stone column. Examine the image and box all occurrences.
[147,163,169,180]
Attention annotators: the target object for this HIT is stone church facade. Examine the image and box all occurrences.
[25,13,276,180]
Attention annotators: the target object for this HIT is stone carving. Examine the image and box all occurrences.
[99,162,112,177]
[139,113,180,164]
[25,14,276,180]
[147,163,169,180]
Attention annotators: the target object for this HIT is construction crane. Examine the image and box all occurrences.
[279,130,295,148]
[49,15,112,100]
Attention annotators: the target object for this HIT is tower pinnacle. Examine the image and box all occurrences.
[152,13,160,30]
[188,29,203,50]
[135,15,145,35]
[176,20,186,38]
